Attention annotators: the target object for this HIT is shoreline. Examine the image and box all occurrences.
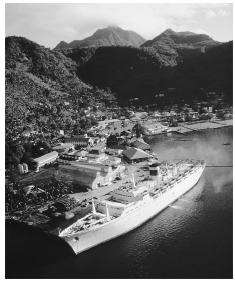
[144,119,233,136]
[5,124,232,233]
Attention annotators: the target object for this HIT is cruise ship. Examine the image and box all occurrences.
[59,159,205,254]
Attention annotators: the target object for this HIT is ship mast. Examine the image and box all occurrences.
[131,172,136,188]
[92,198,96,214]
[105,202,110,221]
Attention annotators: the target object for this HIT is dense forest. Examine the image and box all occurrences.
[75,42,232,104]
[5,28,233,170]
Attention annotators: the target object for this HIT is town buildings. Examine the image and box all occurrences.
[122,147,152,163]
[64,135,94,147]
[58,161,126,190]
[33,151,58,171]
[18,163,29,174]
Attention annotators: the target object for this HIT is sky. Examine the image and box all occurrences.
[5,3,233,48]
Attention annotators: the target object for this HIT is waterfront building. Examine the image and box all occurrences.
[105,147,124,156]
[33,151,58,171]
[86,149,108,163]
[58,161,126,190]
[132,139,150,151]
[123,147,152,163]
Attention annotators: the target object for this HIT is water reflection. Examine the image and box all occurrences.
[150,127,233,194]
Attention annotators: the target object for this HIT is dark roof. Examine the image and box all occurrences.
[65,136,91,143]
[123,147,152,160]
[132,139,150,150]
[89,149,100,155]
[149,162,161,167]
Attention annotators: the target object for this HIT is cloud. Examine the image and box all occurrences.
[206,8,231,19]
[218,9,231,17]
[206,10,217,18]
[5,3,233,48]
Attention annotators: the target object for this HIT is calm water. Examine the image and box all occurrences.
[6,127,233,279]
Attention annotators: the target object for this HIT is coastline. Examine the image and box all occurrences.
[144,119,233,136]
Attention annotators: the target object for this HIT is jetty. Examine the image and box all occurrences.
[173,119,232,135]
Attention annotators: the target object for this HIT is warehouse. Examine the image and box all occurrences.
[33,151,58,171]
[58,161,125,190]
[122,147,152,163]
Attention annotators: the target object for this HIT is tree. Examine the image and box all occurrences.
[106,134,119,148]
[133,123,143,138]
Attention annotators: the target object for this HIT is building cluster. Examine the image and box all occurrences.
[56,139,154,190]
[14,99,232,194]
[16,127,155,192]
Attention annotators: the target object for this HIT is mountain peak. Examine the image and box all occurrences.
[163,28,175,34]
[55,26,145,49]
[142,28,216,49]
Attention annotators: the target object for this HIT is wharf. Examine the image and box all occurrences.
[7,164,149,234]
[173,119,232,134]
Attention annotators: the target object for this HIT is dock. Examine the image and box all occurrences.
[173,119,232,134]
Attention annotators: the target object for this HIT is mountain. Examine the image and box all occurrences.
[141,29,221,66]
[142,28,219,48]
[75,42,232,104]
[5,36,116,142]
[54,26,145,49]
[6,36,88,90]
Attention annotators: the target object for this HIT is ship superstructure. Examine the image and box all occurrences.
[59,159,205,254]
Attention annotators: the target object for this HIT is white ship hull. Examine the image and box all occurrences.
[62,165,205,254]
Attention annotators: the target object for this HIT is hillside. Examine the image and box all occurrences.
[141,29,220,66]
[74,42,232,104]
[5,36,117,142]
[5,32,232,170]
[55,26,145,49]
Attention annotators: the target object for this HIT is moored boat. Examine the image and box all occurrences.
[59,159,206,254]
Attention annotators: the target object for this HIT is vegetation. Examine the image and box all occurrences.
[54,26,145,49]
[5,178,74,212]
[5,36,117,169]
[5,32,233,170]
[75,43,232,105]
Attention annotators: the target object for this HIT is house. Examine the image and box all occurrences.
[105,147,124,156]
[122,147,152,163]
[131,112,148,121]
[64,135,94,147]
[86,149,108,163]
[98,119,120,129]
[52,143,74,154]
[132,139,150,151]
[58,150,87,164]
[18,163,28,174]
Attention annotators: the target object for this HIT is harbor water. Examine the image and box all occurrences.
[5,127,233,278]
